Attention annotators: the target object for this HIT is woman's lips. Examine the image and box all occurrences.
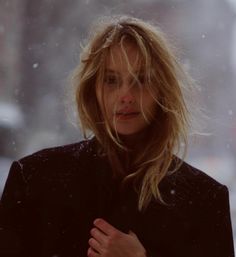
[115,112,140,120]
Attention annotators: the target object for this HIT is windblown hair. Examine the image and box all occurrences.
[72,15,194,211]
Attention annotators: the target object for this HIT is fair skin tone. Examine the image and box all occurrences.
[87,219,146,257]
[88,43,154,257]
[96,42,156,136]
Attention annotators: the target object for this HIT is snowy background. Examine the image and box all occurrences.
[0,0,235,250]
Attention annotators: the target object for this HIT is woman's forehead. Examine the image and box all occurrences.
[104,43,143,73]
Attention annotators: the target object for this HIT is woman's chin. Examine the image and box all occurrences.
[114,124,149,137]
[116,127,150,142]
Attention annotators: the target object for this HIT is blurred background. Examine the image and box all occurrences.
[0,0,235,250]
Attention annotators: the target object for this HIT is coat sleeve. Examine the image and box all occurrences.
[0,161,28,257]
[197,184,235,257]
[213,185,235,257]
[145,183,235,257]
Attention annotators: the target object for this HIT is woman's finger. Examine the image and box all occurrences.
[129,230,138,238]
[90,227,107,245]
[87,247,100,257]
[93,218,121,236]
[88,237,101,253]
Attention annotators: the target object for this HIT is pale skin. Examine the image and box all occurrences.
[87,218,147,257]
[96,42,156,136]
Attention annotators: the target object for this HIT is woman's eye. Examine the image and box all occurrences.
[133,75,145,86]
[138,75,145,84]
[104,75,119,86]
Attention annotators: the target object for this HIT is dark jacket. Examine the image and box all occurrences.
[0,139,234,257]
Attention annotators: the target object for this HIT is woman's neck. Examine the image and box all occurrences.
[118,128,150,150]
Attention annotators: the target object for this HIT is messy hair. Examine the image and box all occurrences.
[72,15,195,211]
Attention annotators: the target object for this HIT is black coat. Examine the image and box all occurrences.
[0,139,234,257]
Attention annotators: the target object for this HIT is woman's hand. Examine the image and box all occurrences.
[87,218,147,257]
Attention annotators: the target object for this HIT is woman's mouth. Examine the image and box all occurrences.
[116,112,140,120]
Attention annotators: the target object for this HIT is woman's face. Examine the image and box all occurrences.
[96,43,156,136]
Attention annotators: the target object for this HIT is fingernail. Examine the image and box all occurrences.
[94,218,100,225]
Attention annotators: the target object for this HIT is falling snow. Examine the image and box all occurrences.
[0,0,236,247]
[33,63,39,69]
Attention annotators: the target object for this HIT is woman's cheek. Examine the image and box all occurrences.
[146,104,158,122]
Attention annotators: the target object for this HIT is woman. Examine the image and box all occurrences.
[0,15,234,257]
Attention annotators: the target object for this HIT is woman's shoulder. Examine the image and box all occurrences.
[160,158,229,205]
[19,138,96,163]
[176,159,225,188]
[10,138,98,183]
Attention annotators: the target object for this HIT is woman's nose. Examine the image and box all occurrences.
[119,89,135,104]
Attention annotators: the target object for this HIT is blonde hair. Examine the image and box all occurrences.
[72,15,194,211]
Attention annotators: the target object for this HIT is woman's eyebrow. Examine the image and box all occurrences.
[104,69,118,74]
[105,68,145,74]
